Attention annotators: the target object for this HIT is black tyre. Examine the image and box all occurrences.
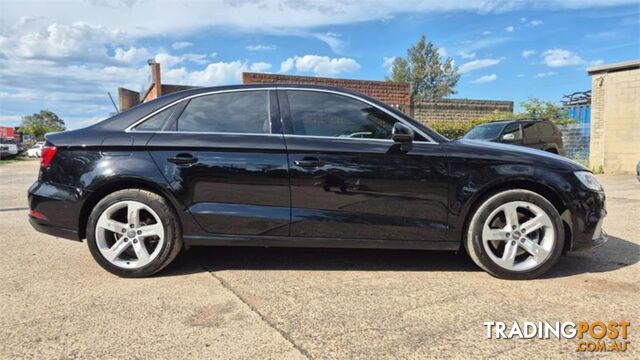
[86,189,182,277]
[464,189,564,280]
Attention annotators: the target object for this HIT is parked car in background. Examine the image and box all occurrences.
[26,142,45,158]
[0,138,19,159]
[464,119,565,155]
[28,85,606,280]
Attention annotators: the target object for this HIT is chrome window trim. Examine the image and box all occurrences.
[124,86,438,144]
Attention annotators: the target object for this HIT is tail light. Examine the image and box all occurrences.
[40,146,57,168]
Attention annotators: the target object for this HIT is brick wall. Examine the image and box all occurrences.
[242,72,412,113]
[588,62,640,174]
[242,72,513,124]
[412,99,514,126]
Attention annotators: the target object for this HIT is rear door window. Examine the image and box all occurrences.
[177,91,270,133]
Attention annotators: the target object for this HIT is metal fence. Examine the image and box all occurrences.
[559,122,590,166]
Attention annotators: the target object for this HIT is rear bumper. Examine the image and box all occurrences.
[29,217,80,241]
[28,180,86,241]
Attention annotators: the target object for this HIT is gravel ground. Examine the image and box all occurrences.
[1,160,638,359]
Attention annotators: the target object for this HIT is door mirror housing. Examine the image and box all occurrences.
[502,133,515,141]
[392,122,414,152]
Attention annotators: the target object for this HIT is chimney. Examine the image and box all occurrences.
[147,59,162,97]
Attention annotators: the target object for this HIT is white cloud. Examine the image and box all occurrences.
[506,26,515,32]
[517,73,525,77]
[529,19,542,26]
[458,58,502,73]
[458,51,476,59]
[249,62,272,72]
[382,56,397,68]
[437,47,448,58]
[114,46,149,63]
[4,1,634,38]
[0,21,123,63]
[542,48,585,67]
[534,71,557,78]
[279,55,360,76]
[482,30,492,35]
[246,44,277,51]
[182,53,208,64]
[313,32,346,54]
[521,49,536,58]
[471,74,497,83]
[589,59,605,66]
[172,41,193,50]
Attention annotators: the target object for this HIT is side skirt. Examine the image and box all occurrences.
[183,234,460,251]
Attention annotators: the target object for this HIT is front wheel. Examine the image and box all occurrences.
[86,189,182,277]
[465,189,564,280]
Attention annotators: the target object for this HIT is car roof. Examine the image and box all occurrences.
[477,118,547,125]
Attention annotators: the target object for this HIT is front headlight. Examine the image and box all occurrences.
[575,171,603,192]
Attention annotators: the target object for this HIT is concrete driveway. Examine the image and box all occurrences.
[1,160,638,358]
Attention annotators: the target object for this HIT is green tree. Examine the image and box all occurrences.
[20,110,66,139]
[386,35,460,99]
[520,97,573,124]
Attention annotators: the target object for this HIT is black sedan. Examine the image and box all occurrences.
[28,84,607,279]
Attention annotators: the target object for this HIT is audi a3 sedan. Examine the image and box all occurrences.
[28,84,607,279]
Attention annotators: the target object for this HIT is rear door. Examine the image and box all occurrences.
[278,89,449,242]
[142,89,291,237]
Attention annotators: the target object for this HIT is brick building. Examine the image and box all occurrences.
[587,60,640,174]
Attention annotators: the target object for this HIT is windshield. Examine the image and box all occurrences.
[464,123,505,140]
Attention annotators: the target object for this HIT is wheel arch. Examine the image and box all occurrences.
[459,179,573,254]
[78,177,183,239]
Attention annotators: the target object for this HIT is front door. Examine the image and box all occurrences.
[145,89,291,237]
[279,89,449,242]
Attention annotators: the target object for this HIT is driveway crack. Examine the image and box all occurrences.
[200,263,312,359]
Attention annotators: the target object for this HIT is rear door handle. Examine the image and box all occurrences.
[294,158,324,168]
[168,153,198,166]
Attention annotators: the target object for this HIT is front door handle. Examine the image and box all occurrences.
[294,157,325,168]
[168,153,198,166]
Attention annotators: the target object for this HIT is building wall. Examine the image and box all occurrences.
[589,67,640,174]
[412,99,513,126]
[243,72,412,113]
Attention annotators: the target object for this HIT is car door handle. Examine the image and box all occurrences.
[294,158,324,168]
[168,153,198,166]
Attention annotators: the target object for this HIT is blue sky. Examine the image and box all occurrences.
[0,0,638,129]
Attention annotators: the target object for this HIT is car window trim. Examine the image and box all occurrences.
[125,87,437,143]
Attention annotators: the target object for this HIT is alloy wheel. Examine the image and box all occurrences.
[95,200,165,269]
[481,201,555,272]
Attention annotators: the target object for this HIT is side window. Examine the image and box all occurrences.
[135,106,177,131]
[286,91,397,139]
[502,123,522,140]
[522,122,538,138]
[538,122,554,137]
[177,91,270,133]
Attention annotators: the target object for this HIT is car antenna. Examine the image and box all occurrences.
[107,92,120,113]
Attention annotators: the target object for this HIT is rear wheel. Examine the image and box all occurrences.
[86,189,182,277]
[465,189,564,280]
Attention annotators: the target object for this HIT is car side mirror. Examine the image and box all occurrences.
[392,122,414,152]
[502,133,515,141]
